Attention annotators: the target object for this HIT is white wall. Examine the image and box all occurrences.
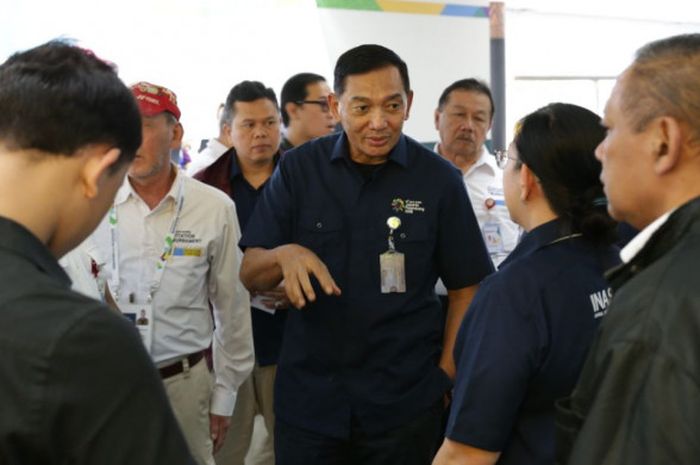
[504,6,700,143]
[2,0,699,147]
[0,0,491,147]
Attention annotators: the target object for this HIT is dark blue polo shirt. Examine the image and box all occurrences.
[230,153,287,367]
[240,132,494,438]
[446,219,620,465]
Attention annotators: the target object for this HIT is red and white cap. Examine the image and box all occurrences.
[130,81,181,120]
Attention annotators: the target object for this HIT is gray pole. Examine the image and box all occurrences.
[489,2,506,152]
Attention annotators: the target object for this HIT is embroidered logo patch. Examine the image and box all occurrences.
[391,198,425,214]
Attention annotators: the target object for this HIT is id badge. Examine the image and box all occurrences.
[482,221,505,254]
[121,302,154,353]
[380,251,406,294]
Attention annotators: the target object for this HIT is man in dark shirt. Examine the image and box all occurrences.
[195,80,285,465]
[279,72,337,151]
[0,41,195,464]
[239,44,493,465]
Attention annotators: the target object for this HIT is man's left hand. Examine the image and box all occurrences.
[210,414,231,453]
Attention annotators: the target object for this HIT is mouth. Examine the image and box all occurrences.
[366,136,390,147]
[251,144,271,151]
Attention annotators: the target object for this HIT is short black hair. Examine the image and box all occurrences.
[280,72,327,126]
[333,44,410,96]
[437,78,495,120]
[222,80,279,125]
[514,103,616,245]
[0,40,141,170]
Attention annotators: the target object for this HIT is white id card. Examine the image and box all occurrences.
[121,302,153,353]
[482,222,505,254]
[380,251,406,293]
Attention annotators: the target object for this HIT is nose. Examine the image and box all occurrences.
[368,108,388,130]
[253,124,267,138]
[462,117,475,131]
[595,138,606,161]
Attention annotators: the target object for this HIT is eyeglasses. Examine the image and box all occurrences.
[494,150,519,169]
[296,99,330,113]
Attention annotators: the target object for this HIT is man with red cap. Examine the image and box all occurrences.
[93,81,254,465]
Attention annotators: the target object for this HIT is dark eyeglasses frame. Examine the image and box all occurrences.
[494,150,519,169]
[296,99,330,112]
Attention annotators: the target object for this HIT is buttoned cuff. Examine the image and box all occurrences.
[210,386,236,417]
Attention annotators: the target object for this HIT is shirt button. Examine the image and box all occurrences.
[316,222,323,229]
[400,233,406,239]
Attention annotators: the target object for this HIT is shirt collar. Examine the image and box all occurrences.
[499,218,567,267]
[619,210,673,263]
[433,143,496,176]
[229,148,281,181]
[115,163,182,206]
[331,132,408,168]
[207,138,228,154]
[0,216,71,287]
[465,146,497,177]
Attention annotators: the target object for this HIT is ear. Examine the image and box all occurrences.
[329,93,341,123]
[81,147,122,199]
[169,122,184,151]
[220,122,232,147]
[434,109,441,131]
[652,116,683,175]
[518,163,538,202]
[404,90,414,121]
[285,101,299,122]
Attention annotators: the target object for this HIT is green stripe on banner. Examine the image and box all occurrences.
[316,0,381,11]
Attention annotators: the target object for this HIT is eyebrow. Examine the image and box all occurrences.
[349,93,403,103]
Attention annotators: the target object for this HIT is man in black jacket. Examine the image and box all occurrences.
[0,41,195,464]
[556,33,700,465]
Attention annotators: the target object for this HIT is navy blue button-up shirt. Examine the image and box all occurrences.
[240,132,493,437]
[228,152,287,367]
[446,219,620,465]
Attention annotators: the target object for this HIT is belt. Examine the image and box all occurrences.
[159,351,204,379]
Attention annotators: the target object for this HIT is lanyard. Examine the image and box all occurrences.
[108,179,185,303]
[548,233,583,246]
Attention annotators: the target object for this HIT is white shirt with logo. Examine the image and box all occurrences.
[93,168,254,416]
[434,145,521,295]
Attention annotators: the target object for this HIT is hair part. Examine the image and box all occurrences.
[514,102,617,245]
[0,40,141,172]
[621,33,700,146]
[333,44,410,96]
[222,80,279,125]
[437,78,494,120]
[280,72,326,126]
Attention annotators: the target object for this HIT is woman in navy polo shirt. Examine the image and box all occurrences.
[432,103,621,465]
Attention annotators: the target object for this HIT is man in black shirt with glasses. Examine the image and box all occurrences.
[279,72,337,151]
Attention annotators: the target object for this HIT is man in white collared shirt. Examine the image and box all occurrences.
[433,79,519,304]
[434,79,519,269]
[93,82,254,465]
[186,104,232,176]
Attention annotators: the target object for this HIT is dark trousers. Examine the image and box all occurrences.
[275,400,444,465]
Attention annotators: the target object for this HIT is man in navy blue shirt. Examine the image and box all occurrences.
[239,44,493,465]
[194,80,286,465]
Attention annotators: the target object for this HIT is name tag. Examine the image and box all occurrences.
[169,247,202,257]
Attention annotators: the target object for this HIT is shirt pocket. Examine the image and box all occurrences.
[165,246,210,303]
[296,208,346,262]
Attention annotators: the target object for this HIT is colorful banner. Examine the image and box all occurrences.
[316,0,489,18]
